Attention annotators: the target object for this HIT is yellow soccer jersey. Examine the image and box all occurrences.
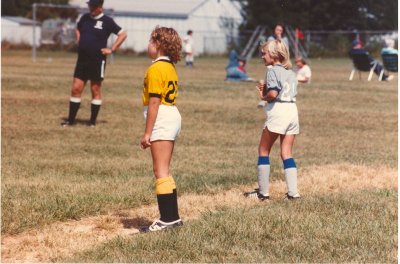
[143,58,179,106]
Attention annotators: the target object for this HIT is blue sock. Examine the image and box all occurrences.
[283,158,298,196]
[257,156,270,196]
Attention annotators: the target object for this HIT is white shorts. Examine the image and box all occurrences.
[143,105,181,142]
[264,102,299,135]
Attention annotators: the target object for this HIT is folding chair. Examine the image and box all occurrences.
[379,53,398,81]
[349,53,377,81]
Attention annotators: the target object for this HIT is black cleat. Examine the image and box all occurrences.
[284,193,301,200]
[61,120,75,127]
[244,190,269,201]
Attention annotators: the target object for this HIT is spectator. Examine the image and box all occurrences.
[267,23,289,47]
[381,38,398,55]
[349,40,393,81]
[295,57,312,84]
[225,50,254,81]
[183,30,194,67]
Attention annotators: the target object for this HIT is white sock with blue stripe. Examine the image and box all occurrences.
[283,158,298,196]
[257,156,270,196]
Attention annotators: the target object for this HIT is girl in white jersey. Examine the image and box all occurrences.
[245,40,300,201]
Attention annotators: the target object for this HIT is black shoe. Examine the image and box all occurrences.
[244,190,269,201]
[139,219,183,233]
[61,120,75,127]
[284,193,301,200]
[87,121,96,127]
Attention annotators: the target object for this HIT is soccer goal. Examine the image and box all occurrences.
[31,3,114,62]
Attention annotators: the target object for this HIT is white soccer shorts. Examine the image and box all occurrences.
[143,105,181,141]
[264,102,299,135]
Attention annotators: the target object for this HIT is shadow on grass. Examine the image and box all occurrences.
[60,118,108,126]
[120,217,152,230]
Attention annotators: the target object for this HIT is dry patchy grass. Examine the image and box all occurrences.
[1,50,398,262]
[1,163,396,262]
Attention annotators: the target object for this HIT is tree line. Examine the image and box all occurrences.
[239,0,397,31]
[2,0,398,30]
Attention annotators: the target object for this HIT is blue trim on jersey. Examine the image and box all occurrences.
[267,87,280,93]
[258,156,270,165]
[283,158,296,169]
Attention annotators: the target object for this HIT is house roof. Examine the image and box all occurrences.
[69,0,207,19]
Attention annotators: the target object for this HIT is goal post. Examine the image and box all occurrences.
[31,3,114,62]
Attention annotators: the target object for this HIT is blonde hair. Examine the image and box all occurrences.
[261,40,292,69]
[150,26,182,64]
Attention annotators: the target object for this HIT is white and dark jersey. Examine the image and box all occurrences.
[77,13,122,60]
[266,65,298,102]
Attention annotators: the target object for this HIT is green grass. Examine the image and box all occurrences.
[66,190,397,263]
[1,50,397,262]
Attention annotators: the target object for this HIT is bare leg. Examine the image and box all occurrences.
[150,140,181,224]
[62,78,86,126]
[253,127,279,197]
[151,140,174,179]
[89,80,102,125]
[280,134,299,197]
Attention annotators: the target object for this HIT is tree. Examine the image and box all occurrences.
[240,0,398,30]
[2,0,71,19]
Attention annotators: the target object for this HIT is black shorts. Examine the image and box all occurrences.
[73,58,106,82]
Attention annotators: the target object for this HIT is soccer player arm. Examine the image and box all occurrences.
[101,31,127,55]
[264,89,278,102]
[112,30,127,52]
[256,84,278,102]
[261,70,279,102]
[141,96,161,149]
[75,29,80,43]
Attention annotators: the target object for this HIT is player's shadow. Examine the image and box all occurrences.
[60,118,108,126]
[120,217,152,229]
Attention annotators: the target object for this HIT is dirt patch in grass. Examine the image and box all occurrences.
[2,163,396,262]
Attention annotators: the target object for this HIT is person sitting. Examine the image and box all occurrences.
[381,38,398,55]
[295,57,312,84]
[225,50,254,81]
[349,40,393,81]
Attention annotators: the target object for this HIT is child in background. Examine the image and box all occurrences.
[183,30,194,67]
[295,57,312,84]
[225,50,254,81]
[245,40,300,201]
[140,26,183,232]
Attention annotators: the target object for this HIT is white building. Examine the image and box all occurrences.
[70,0,243,54]
[1,16,41,46]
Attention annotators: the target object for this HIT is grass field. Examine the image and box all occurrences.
[1,50,398,262]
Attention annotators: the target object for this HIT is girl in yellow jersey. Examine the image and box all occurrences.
[140,26,183,232]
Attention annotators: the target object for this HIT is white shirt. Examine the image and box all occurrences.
[296,64,312,84]
[183,35,193,53]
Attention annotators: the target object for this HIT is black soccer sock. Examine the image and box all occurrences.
[156,176,180,223]
[90,99,102,125]
[68,97,81,123]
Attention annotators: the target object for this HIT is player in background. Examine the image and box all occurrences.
[183,30,194,67]
[61,0,127,127]
[140,26,183,232]
[295,57,312,84]
[245,40,300,201]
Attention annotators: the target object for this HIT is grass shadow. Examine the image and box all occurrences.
[60,118,108,126]
[120,217,152,229]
